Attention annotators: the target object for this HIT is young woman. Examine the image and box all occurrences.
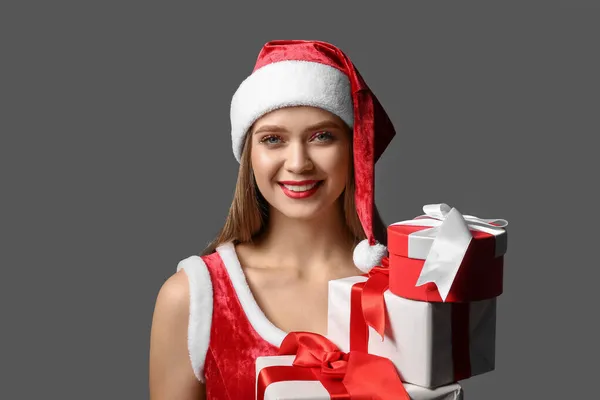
[149,40,397,399]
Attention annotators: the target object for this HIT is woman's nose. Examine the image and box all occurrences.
[284,142,314,173]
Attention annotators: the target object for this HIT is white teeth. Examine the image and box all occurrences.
[282,182,319,192]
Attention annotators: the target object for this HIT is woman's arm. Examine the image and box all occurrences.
[149,270,205,400]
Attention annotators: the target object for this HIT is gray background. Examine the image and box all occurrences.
[2,2,598,399]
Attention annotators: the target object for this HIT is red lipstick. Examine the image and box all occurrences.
[278,180,323,199]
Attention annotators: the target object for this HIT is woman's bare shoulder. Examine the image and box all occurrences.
[150,270,206,399]
[151,270,191,351]
[158,269,189,303]
[157,267,187,294]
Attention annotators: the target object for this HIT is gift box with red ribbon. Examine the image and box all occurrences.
[327,273,497,388]
[387,203,508,303]
[255,331,464,399]
[255,331,413,400]
[256,356,464,399]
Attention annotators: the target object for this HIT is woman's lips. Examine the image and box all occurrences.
[278,180,323,199]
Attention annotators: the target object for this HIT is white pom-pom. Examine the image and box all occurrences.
[353,239,388,273]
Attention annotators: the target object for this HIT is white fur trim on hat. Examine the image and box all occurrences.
[230,60,354,162]
[353,239,388,273]
[176,256,213,382]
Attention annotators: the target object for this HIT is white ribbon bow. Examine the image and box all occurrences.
[391,203,508,302]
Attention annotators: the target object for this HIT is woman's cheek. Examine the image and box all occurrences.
[323,148,349,176]
[252,150,280,184]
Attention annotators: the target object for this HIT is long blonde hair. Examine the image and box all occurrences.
[200,129,387,256]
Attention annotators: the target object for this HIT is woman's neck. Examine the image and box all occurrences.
[251,204,357,278]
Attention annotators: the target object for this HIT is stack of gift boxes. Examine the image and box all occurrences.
[255,204,508,399]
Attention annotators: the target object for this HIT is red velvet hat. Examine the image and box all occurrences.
[230,40,396,272]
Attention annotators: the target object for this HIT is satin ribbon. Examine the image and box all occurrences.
[347,257,390,356]
[257,332,409,400]
[357,257,391,339]
[391,203,508,302]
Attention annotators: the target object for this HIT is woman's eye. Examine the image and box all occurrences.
[260,135,282,145]
[313,131,334,142]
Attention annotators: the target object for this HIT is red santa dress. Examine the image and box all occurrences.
[176,241,287,399]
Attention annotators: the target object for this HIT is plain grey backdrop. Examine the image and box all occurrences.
[2,2,598,399]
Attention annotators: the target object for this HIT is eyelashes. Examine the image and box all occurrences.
[312,131,335,142]
[259,135,283,145]
[258,131,335,146]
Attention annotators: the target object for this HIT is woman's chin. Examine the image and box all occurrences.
[272,203,332,221]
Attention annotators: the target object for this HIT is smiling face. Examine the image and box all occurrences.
[249,106,352,221]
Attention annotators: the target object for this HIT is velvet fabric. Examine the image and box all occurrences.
[252,40,397,247]
[202,251,279,399]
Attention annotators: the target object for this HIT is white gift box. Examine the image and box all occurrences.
[256,355,464,400]
[327,276,496,388]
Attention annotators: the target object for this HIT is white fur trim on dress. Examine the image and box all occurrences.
[176,256,213,382]
[216,242,287,347]
[230,60,354,162]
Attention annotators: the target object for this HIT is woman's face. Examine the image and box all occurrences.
[250,106,351,221]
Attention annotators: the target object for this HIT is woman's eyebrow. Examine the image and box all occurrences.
[253,121,344,135]
[303,121,345,132]
[253,125,288,135]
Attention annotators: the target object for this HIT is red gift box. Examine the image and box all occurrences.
[387,204,507,303]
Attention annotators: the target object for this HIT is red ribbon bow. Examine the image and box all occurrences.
[257,331,409,400]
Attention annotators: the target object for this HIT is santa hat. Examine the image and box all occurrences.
[230,40,396,273]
